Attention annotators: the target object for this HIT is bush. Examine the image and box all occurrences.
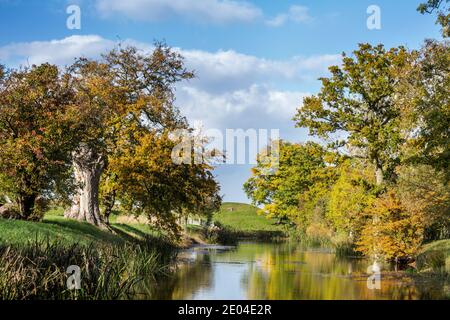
[304,223,333,247]
[416,250,447,274]
[356,191,424,262]
[0,203,20,219]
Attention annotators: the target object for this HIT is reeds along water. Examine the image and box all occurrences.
[0,238,177,300]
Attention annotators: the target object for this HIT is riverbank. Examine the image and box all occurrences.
[0,203,287,299]
[0,212,180,300]
[416,239,450,274]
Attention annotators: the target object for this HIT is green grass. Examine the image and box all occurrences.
[213,202,285,239]
[0,240,169,300]
[0,202,286,247]
[0,216,125,246]
[417,239,450,274]
[420,239,450,253]
[0,209,177,300]
[0,213,168,248]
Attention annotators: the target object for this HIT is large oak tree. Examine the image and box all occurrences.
[65,44,221,233]
[294,44,414,186]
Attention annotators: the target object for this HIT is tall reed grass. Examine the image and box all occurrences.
[0,238,176,300]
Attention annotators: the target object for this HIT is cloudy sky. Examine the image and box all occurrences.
[0,0,441,202]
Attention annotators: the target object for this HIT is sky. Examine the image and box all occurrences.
[0,0,443,203]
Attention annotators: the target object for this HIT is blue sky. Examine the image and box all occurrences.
[0,0,443,203]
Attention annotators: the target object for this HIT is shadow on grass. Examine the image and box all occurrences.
[43,218,123,244]
[112,223,151,240]
[111,224,175,251]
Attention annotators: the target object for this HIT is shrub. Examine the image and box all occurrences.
[356,191,424,262]
[416,250,447,274]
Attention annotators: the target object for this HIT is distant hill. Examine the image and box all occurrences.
[213,202,285,237]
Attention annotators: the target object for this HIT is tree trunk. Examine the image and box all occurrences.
[17,193,38,219]
[374,159,385,186]
[65,145,107,229]
[102,190,116,225]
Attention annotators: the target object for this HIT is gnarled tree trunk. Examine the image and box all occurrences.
[65,145,107,229]
[17,192,38,219]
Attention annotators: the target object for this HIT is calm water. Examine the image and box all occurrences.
[145,242,449,300]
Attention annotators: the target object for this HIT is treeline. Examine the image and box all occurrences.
[245,37,449,261]
[0,43,221,239]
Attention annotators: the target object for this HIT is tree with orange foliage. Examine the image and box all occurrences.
[357,191,425,262]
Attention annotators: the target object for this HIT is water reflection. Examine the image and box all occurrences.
[148,242,449,300]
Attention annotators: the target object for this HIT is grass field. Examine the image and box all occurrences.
[213,202,285,239]
[1,203,284,247]
[0,209,168,247]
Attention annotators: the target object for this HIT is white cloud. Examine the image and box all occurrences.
[0,35,116,66]
[266,5,313,27]
[177,84,309,130]
[0,35,339,91]
[0,35,337,140]
[95,0,263,24]
[179,49,339,93]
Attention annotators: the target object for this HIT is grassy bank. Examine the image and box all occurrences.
[1,203,285,249]
[0,211,177,300]
[416,239,450,275]
[213,203,285,240]
[0,209,173,248]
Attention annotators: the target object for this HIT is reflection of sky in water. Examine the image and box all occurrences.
[191,263,248,300]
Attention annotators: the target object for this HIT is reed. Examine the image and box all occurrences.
[0,238,176,300]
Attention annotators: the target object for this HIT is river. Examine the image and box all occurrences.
[144,242,449,300]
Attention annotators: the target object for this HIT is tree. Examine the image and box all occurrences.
[244,141,330,230]
[356,191,425,263]
[109,130,221,238]
[327,159,376,241]
[0,64,78,219]
[64,43,221,234]
[399,40,450,179]
[418,0,449,37]
[63,58,124,227]
[294,44,414,186]
[395,165,449,241]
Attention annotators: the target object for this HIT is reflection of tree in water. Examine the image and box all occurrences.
[243,246,449,300]
[136,254,214,300]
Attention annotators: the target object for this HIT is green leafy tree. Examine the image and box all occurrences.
[399,40,450,179]
[327,159,376,241]
[418,0,449,37]
[294,44,414,186]
[64,44,194,227]
[395,165,449,241]
[0,64,78,219]
[64,44,221,235]
[244,141,330,230]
